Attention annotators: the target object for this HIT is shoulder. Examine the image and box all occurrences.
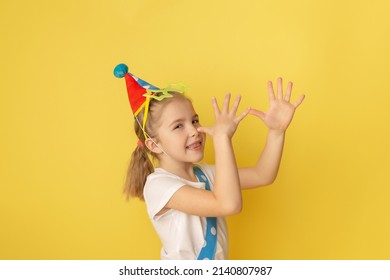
[145,164,215,190]
[144,168,188,196]
[143,167,205,218]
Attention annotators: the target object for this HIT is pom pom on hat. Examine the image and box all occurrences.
[113,64,128,78]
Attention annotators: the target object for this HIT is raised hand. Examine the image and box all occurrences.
[249,77,305,132]
[197,93,251,139]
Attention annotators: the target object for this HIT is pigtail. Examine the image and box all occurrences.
[123,110,155,200]
[124,143,154,200]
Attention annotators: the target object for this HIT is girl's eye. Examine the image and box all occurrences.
[193,119,199,125]
[174,124,183,130]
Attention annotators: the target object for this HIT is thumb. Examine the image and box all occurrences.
[197,126,212,136]
[249,108,266,121]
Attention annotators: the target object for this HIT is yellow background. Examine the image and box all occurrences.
[1,0,390,259]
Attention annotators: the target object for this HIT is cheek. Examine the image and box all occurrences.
[157,132,180,146]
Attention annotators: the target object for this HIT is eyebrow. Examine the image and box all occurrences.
[169,114,199,127]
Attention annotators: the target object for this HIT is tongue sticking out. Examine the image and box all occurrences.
[187,142,201,150]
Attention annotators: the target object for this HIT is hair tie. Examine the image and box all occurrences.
[137,139,144,147]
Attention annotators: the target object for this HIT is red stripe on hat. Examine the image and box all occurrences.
[124,73,147,114]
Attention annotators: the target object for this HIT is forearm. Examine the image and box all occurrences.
[239,129,286,189]
[213,135,242,214]
[255,129,285,184]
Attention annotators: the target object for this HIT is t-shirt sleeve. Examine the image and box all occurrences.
[143,173,188,220]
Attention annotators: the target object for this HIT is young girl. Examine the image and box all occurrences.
[114,64,305,260]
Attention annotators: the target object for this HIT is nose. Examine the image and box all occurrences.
[189,124,199,137]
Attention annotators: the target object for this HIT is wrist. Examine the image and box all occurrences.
[268,129,286,138]
[213,133,231,143]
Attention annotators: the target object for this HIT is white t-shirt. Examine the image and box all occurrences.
[143,163,228,260]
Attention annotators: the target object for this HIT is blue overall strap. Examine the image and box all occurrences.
[193,166,218,260]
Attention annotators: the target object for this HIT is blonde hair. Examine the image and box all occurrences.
[124,92,191,200]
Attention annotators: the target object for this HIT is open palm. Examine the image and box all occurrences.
[250,78,305,131]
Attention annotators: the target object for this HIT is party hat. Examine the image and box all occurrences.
[113,63,160,115]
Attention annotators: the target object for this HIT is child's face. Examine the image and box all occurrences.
[155,97,206,166]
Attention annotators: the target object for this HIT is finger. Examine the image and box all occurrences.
[230,94,242,115]
[277,77,283,100]
[249,108,266,121]
[235,106,251,123]
[292,94,305,108]
[267,81,275,101]
[222,93,231,114]
[211,96,221,118]
[285,81,293,102]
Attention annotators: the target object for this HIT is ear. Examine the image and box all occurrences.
[144,138,164,154]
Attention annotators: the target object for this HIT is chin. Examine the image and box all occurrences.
[194,153,205,163]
